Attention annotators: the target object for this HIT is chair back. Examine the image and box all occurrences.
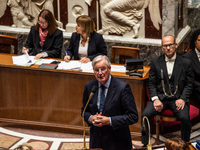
[111,46,140,64]
[0,34,18,54]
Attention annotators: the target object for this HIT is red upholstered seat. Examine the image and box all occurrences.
[161,105,199,127]
[161,109,174,116]
[155,105,199,139]
[160,105,198,118]
[146,86,200,139]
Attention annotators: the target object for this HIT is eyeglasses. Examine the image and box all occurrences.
[162,43,175,49]
[38,21,48,26]
[94,67,107,73]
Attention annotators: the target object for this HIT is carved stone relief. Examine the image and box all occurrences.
[66,0,89,32]
[85,0,162,38]
[7,0,55,28]
[72,5,84,17]
[0,0,8,18]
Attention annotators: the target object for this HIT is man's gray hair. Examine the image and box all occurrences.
[92,55,111,68]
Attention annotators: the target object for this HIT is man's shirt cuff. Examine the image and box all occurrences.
[42,52,48,57]
[151,96,159,101]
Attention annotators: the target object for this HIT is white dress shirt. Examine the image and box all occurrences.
[195,48,200,62]
[165,53,176,79]
[151,53,176,101]
[78,36,89,58]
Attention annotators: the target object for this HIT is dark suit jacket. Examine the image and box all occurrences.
[66,32,107,61]
[25,26,63,58]
[148,54,194,103]
[81,76,138,150]
[184,50,200,104]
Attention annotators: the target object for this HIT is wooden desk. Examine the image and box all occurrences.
[0,53,150,139]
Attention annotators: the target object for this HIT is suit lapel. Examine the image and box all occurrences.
[87,33,93,55]
[35,32,41,48]
[159,55,169,86]
[91,81,99,112]
[102,76,116,115]
[93,90,99,112]
[172,55,183,85]
[74,35,80,58]
[191,50,200,71]
[43,35,50,48]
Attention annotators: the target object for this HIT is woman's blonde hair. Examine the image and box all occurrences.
[14,143,33,150]
[76,15,96,39]
[35,9,58,36]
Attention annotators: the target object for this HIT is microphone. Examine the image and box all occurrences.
[142,116,152,150]
[82,85,97,150]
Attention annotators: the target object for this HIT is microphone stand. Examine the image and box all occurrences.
[82,117,87,150]
[81,87,97,150]
[142,116,152,150]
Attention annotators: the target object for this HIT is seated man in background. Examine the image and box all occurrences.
[184,29,200,107]
[81,55,138,150]
[141,35,194,147]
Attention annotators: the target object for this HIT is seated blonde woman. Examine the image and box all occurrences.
[165,138,189,150]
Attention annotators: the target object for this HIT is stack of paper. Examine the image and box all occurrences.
[12,54,40,67]
[12,54,126,73]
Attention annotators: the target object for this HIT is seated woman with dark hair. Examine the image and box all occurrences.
[22,9,63,59]
[64,15,107,63]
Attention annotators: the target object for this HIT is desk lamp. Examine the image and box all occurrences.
[142,116,152,150]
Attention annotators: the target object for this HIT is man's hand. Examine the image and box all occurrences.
[89,113,100,126]
[175,99,185,110]
[90,112,110,127]
[153,99,163,112]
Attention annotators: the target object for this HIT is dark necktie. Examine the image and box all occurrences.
[99,85,105,112]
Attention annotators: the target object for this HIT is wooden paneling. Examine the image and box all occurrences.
[0,53,149,139]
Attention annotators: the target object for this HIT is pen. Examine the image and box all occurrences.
[65,50,68,56]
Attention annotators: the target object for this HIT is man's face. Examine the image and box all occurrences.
[161,35,177,59]
[195,35,200,52]
[93,59,111,85]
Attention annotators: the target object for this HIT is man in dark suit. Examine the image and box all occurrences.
[141,35,194,146]
[81,55,138,150]
[184,29,200,107]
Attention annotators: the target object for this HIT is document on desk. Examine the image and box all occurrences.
[111,65,126,72]
[35,59,55,65]
[57,61,125,73]
[12,54,41,67]
[57,61,93,72]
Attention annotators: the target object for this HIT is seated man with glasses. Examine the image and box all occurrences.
[81,55,138,150]
[22,9,63,59]
[141,35,194,147]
